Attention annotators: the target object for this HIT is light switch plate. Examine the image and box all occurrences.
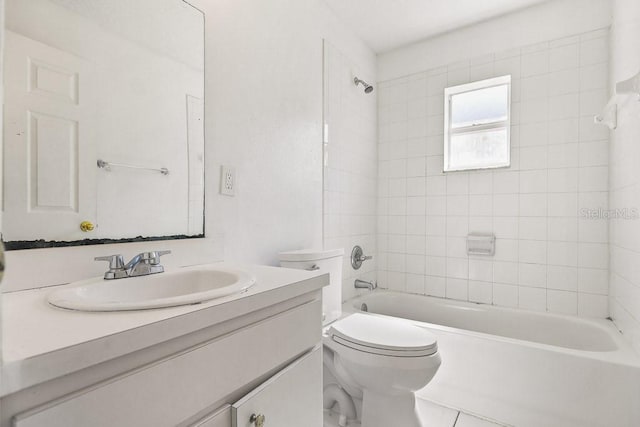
[220,165,235,196]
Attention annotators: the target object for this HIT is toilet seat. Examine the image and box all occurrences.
[328,313,438,357]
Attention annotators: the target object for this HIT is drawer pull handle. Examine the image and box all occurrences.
[306,264,320,271]
[250,413,266,427]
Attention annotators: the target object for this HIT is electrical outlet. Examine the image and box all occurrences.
[220,165,235,196]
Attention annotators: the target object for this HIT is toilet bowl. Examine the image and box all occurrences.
[324,313,441,427]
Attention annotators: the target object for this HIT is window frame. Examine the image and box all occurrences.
[443,75,512,172]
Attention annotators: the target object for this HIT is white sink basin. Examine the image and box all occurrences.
[47,266,256,311]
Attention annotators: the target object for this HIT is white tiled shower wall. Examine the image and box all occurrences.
[377,29,611,317]
[323,42,378,302]
[609,0,640,353]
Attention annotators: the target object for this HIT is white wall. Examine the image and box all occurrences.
[609,0,640,353]
[378,0,612,82]
[323,42,377,302]
[191,0,376,266]
[377,15,611,316]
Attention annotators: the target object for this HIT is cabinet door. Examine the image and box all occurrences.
[232,348,322,427]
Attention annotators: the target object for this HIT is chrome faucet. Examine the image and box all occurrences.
[354,279,377,291]
[95,250,171,280]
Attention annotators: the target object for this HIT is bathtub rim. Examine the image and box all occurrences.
[341,290,640,367]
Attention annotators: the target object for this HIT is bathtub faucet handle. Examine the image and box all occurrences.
[351,245,373,269]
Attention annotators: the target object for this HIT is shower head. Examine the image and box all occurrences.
[354,77,374,94]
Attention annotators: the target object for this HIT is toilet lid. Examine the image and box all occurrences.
[328,313,438,357]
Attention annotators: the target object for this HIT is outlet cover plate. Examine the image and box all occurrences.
[220,165,235,196]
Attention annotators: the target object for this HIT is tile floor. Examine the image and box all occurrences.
[324,397,509,427]
[417,398,508,427]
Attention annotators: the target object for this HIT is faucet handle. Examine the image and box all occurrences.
[94,254,125,270]
[141,250,171,265]
[350,245,372,270]
[95,255,126,279]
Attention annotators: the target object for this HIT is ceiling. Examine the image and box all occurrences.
[324,0,552,53]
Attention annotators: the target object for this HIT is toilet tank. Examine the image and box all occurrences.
[279,248,344,325]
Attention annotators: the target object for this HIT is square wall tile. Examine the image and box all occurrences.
[406,274,425,294]
[494,261,519,285]
[519,263,547,288]
[519,217,547,240]
[493,171,520,194]
[469,259,494,282]
[519,286,547,311]
[446,278,469,301]
[547,265,578,291]
[519,240,547,264]
[469,281,493,304]
[578,242,609,269]
[578,268,608,295]
[426,256,447,277]
[520,194,547,217]
[520,170,548,193]
[578,293,608,317]
[547,143,579,169]
[548,290,578,315]
[580,37,608,66]
[470,195,493,216]
[494,194,520,216]
[522,51,549,77]
[493,283,519,307]
[469,172,493,194]
[425,276,446,297]
[447,257,469,279]
[494,217,519,239]
[387,272,407,292]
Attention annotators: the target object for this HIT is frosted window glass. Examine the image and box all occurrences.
[448,129,509,170]
[451,85,509,129]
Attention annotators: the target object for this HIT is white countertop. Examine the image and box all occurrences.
[1,262,327,396]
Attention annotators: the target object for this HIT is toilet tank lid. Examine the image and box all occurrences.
[278,248,344,262]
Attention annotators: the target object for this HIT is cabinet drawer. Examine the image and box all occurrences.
[191,405,231,427]
[13,300,321,427]
[232,347,322,427]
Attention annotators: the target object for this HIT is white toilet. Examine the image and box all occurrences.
[325,313,441,427]
[279,249,442,427]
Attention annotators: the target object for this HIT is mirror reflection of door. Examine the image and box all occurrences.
[4,31,97,242]
[3,0,205,246]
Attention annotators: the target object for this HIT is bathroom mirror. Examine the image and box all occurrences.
[2,0,205,249]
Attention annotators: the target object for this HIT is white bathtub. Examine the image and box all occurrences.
[345,291,640,427]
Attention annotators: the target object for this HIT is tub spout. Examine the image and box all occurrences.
[355,279,377,290]
[323,384,357,427]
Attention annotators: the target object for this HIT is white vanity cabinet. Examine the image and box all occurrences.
[4,290,324,427]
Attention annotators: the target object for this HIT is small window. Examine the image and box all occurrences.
[444,75,511,172]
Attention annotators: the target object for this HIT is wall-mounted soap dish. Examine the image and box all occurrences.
[467,233,496,256]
